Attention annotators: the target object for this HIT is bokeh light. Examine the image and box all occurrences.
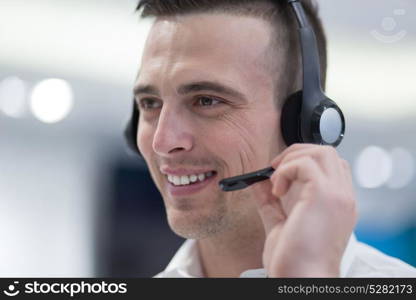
[355,146,393,189]
[0,76,27,118]
[387,147,415,189]
[30,78,74,123]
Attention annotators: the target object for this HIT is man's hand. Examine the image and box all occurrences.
[255,144,357,277]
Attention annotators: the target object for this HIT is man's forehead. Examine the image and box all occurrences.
[136,12,275,96]
[144,12,273,58]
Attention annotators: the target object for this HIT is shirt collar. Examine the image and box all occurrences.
[159,239,204,278]
[340,233,357,277]
[157,234,357,278]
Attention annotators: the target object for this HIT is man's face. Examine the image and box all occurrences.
[135,13,285,239]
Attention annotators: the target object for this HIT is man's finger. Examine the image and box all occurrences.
[271,156,323,198]
[273,146,340,177]
[270,143,316,167]
[252,181,286,235]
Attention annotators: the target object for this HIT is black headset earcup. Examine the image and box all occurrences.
[280,90,303,146]
[124,101,142,157]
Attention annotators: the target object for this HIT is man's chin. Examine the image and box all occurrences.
[166,208,227,240]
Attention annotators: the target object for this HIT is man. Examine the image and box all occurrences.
[127,0,416,277]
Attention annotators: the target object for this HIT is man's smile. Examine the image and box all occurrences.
[161,166,218,196]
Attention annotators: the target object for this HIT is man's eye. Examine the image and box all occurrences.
[138,98,162,110]
[196,96,222,107]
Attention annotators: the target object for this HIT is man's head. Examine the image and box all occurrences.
[132,0,327,240]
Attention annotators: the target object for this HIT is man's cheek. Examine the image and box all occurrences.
[137,127,155,158]
[211,115,259,173]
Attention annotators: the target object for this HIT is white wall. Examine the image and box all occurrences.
[0,130,102,276]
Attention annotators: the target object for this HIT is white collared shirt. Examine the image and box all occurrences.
[154,234,416,277]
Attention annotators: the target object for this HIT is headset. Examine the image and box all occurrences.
[124,0,345,192]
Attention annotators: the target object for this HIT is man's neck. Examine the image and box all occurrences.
[197,216,266,278]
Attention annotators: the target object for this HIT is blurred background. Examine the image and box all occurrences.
[0,0,415,277]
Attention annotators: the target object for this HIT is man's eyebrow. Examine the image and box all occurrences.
[177,81,246,99]
[133,84,160,97]
[133,81,247,100]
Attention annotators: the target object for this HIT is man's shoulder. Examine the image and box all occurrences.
[152,238,416,278]
[348,240,416,277]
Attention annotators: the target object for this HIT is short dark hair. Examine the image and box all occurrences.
[135,0,327,107]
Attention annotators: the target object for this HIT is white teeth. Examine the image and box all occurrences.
[181,175,190,185]
[173,176,181,185]
[198,173,205,181]
[166,171,215,186]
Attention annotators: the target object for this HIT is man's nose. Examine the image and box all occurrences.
[152,108,194,156]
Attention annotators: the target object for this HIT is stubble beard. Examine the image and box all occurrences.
[164,187,257,241]
[165,191,231,240]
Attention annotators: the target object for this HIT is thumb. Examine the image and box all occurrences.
[252,180,286,235]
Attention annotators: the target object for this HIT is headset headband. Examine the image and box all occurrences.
[283,0,345,147]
